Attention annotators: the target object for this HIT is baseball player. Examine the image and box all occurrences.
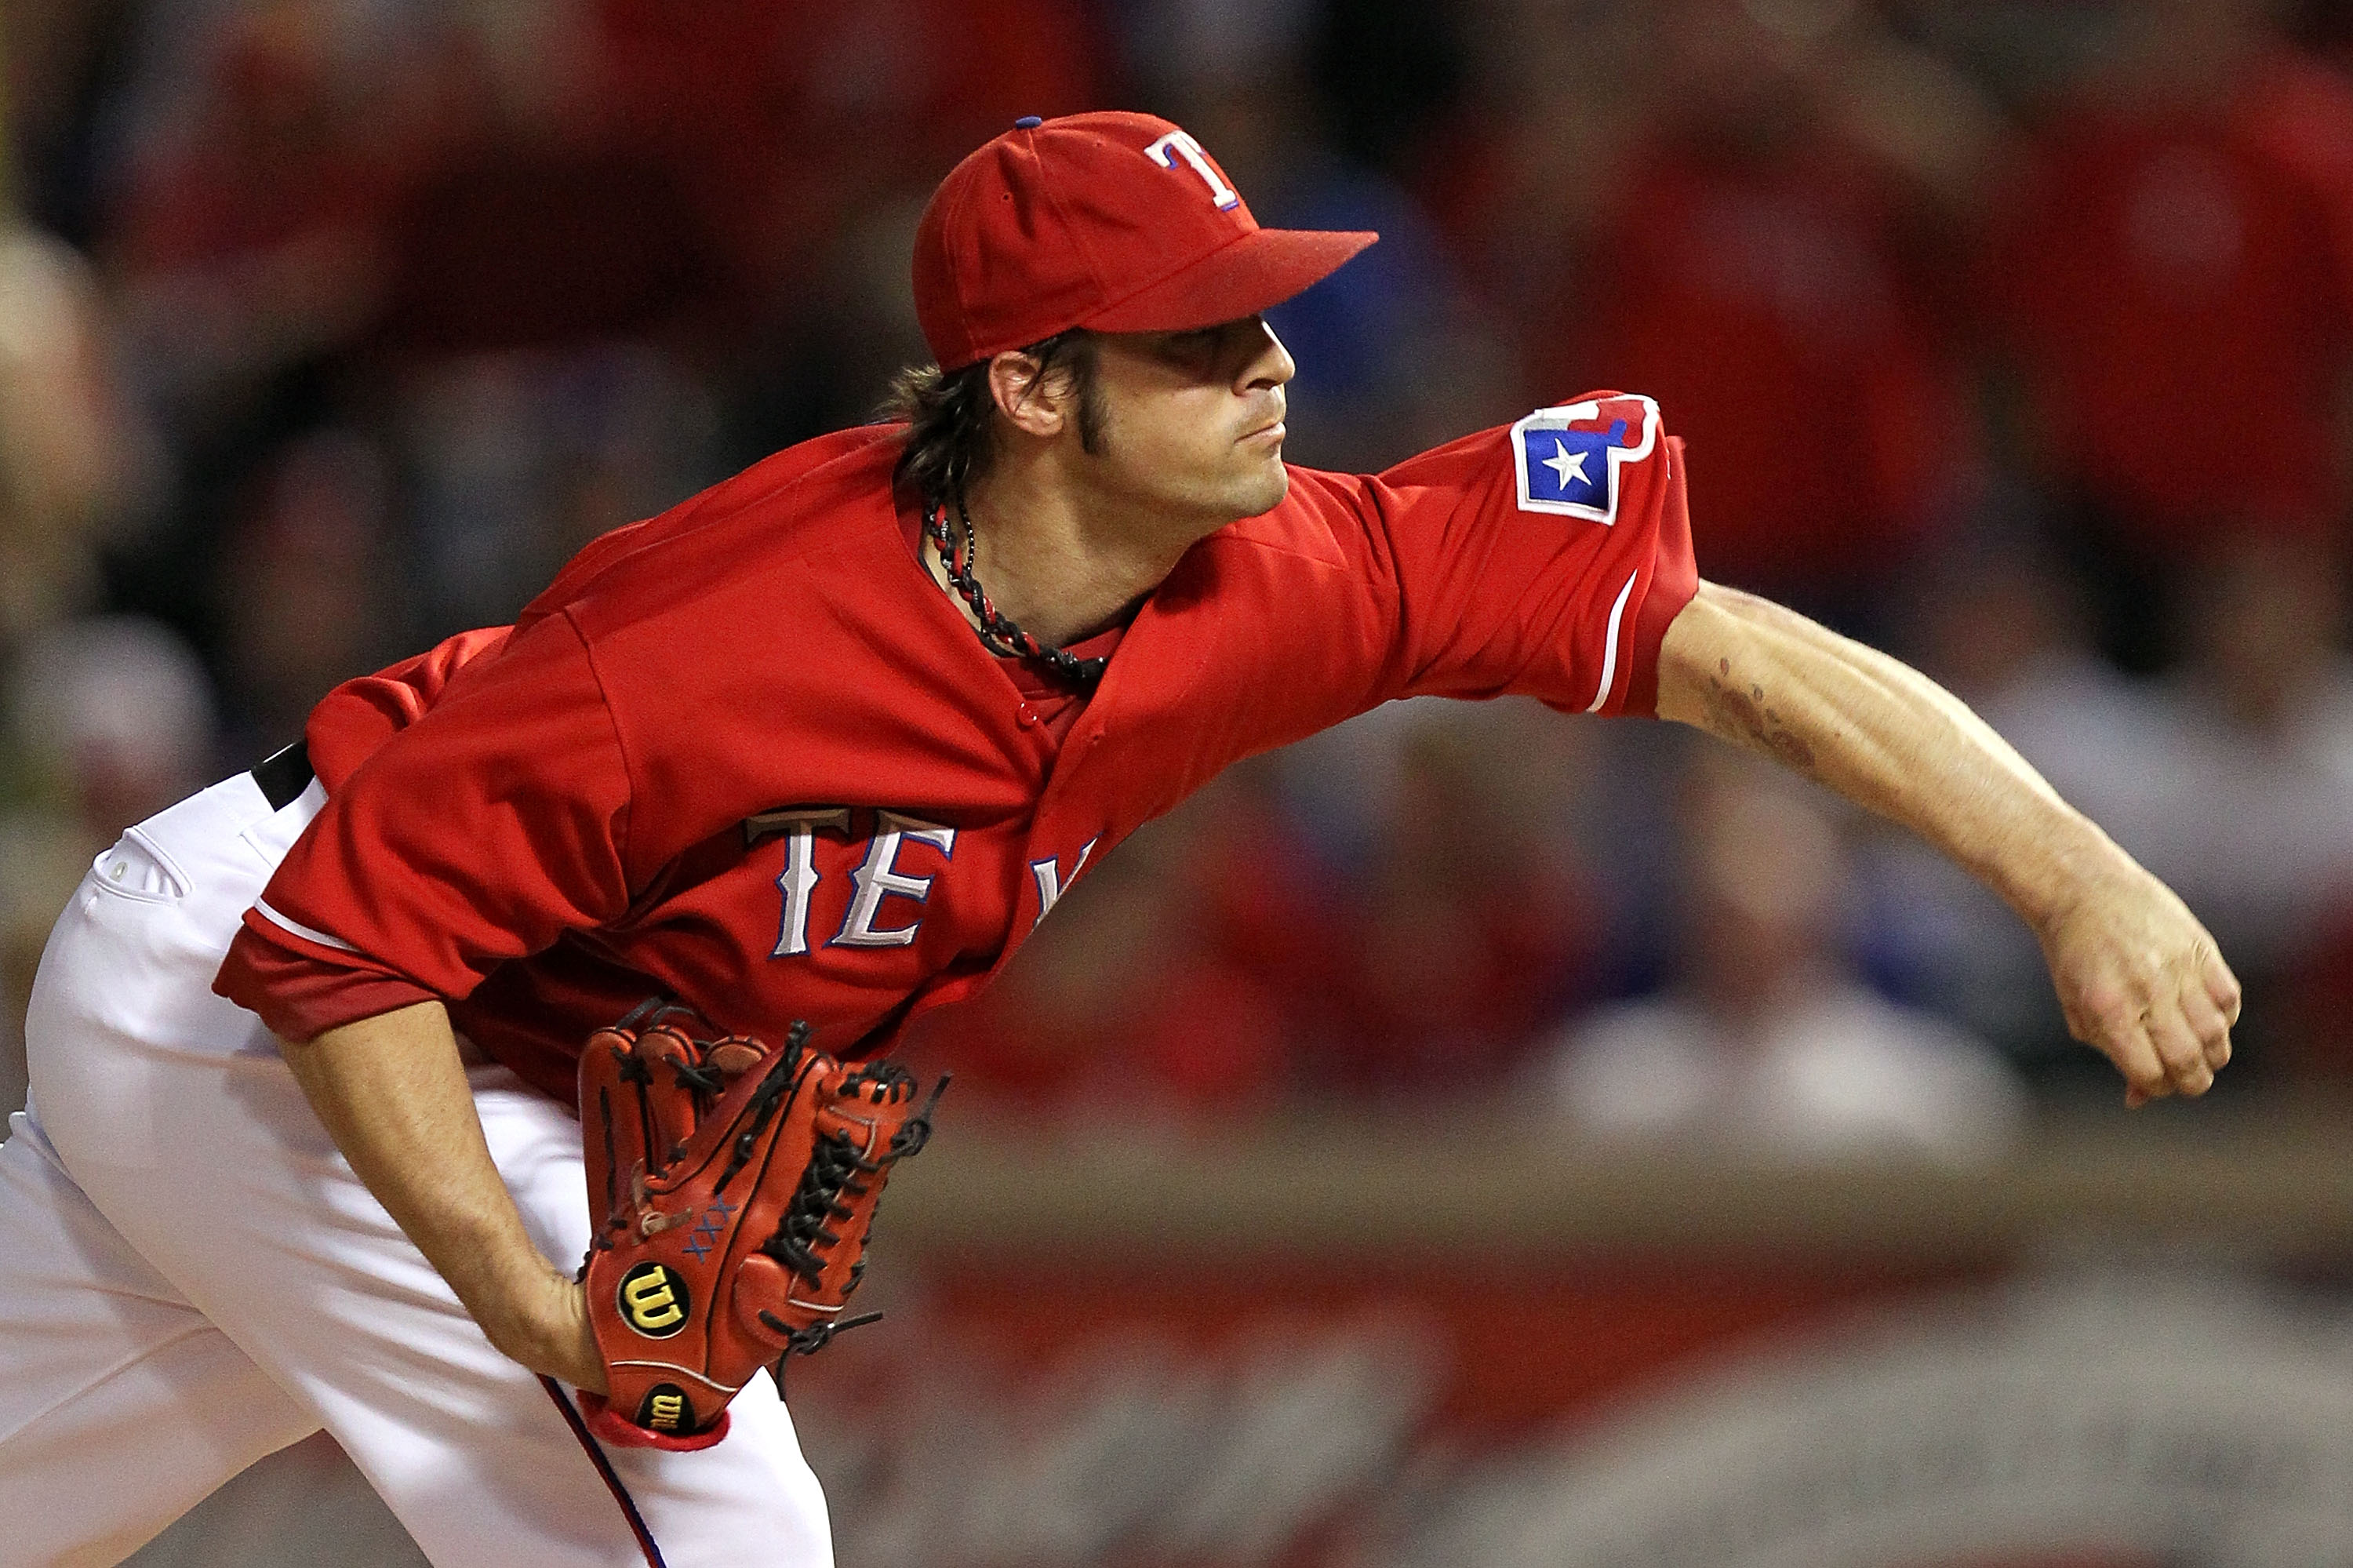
[0,111,2236,1566]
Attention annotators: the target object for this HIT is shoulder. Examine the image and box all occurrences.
[519,424,906,633]
[1386,393,1663,511]
[1199,467,1362,570]
[1217,391,1667,567]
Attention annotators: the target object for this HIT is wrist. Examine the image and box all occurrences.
[537,1274,607,1394]
[475,1264,605,1392]
[1998,806,2130,939]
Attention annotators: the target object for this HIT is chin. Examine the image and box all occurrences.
[1235,459,1289,519]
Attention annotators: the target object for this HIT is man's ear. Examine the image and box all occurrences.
[987,349,1067,438]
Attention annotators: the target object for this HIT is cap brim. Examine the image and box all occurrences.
[1082,227,1378,335]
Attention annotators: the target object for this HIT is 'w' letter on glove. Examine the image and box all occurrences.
[573,1002,944,1449]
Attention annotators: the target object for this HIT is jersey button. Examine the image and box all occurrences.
[1016,704,1040,727]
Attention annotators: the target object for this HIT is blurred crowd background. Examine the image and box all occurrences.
[16,2,2353,1564]
[8,0,2353,1159]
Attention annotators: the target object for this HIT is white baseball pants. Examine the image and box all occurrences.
[0,770,835,1566]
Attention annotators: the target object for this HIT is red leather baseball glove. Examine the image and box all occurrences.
[573,1002,943,1449]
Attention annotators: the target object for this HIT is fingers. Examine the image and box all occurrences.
[2202,945,2244,1030]
[2084,972,2233,1108]
[2078,988,2172,1106]
[2180,973,2234,1075]
[2143,995,2215,1098]
[2042,865,2242,1107]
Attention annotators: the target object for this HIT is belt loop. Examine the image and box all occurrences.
[250,741,315,812]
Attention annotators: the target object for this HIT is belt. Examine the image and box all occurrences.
[252,740,315,811]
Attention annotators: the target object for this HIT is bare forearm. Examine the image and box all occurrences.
[279,1001,602,1388]
[1655,579,2238,1104]
[1657,580,2102,926]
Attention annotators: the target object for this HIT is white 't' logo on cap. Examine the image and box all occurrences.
[1145,130,1241,211]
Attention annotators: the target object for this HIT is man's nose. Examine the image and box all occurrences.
[1244,319,1295,390]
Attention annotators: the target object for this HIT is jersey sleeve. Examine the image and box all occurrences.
[213,609,634,1043]
[1363,391,1698,717]
[302,624,514,791]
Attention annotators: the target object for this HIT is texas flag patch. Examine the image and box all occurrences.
[1511,395,1660,524]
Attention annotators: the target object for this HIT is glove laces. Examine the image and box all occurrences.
[755,1070,950,1359]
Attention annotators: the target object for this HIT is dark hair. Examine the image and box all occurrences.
[886,329,1104,502]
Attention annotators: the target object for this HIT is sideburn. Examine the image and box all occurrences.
[1075,375,1107,456]
[1030,332,1108,457]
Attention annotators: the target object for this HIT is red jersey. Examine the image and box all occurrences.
[214,397,1698,1103]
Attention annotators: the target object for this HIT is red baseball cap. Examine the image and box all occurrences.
[913,111,1378,372]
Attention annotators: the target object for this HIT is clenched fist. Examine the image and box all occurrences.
[2033,852,2242,1106]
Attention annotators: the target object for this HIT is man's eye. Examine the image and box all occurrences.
[1166,329,1224,364]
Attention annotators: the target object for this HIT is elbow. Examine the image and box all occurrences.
[1654,580,1751,729]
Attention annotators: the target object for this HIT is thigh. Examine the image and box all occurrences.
[0,1109,315,1568]
[31,794,836,1568]
[71,1060,832,1568]
[338,1073,835,1568]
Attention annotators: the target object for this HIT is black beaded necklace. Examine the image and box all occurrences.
[922,489,1109,691]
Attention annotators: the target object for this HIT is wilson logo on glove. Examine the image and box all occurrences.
[642,1387,690,1433]
[617,1263,690,1337]
[570,1002,946,1450]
